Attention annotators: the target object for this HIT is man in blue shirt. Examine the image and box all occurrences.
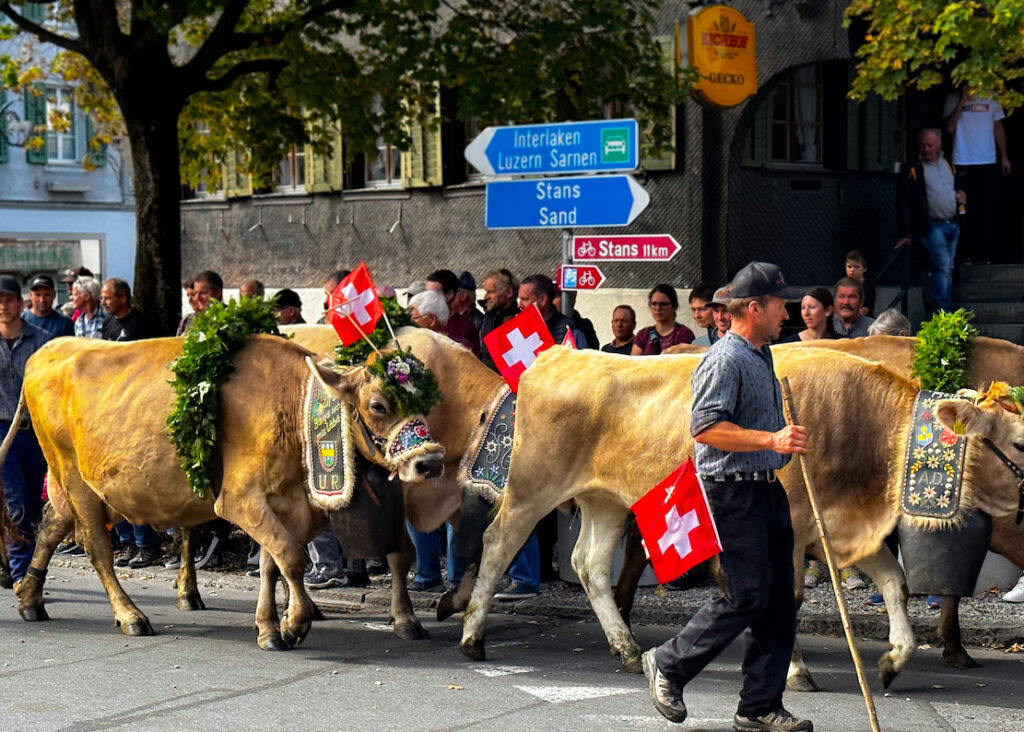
[0,276,53,589]
[642,262,813,732]
[22,275,74,337]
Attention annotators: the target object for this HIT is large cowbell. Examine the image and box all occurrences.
[898,510,992,596]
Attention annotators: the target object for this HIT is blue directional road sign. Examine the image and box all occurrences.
[485,175,650,230]
[465,119,639,176]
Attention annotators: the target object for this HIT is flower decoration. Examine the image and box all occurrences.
[365,348,442,417]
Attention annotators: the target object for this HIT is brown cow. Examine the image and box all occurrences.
[457,347,1024,692]
[2,335,444,650]
[662,334,1024,670]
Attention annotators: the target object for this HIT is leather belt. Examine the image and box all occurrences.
[699,470,776,483]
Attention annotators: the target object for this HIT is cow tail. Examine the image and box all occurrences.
[0,388,29,555]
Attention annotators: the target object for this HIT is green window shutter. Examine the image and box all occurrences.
[84,116,107,168]
[0,89,9,164]
[742,89,773,167]
[25,82,47,164]
[641,35,677,172]
[304,142,329,193]
[22,3,46,24]
[223,149,252,197]
[401,91,443,187]
[860,95,899,172]
[328,126,344,190]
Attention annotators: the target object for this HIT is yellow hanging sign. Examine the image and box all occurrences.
[687,5,757,108]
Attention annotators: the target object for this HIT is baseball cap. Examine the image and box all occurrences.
[0,276,22,297]
[727,262,803,301]
[29,274,56,291]
[62,265,93,284]
[457,271,476,292]
[273,288,302,309]
[711,285,731,306]
[405,280,427,303]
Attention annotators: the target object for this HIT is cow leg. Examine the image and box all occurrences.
[388,531,428,640]
[938,596,979,669]
[437,562,477,622]
[855,547,914,688]
[15,502,72,622]
[613,521,647,627]
[787,543,819,692]
[175,527,205,611]
[460,503,543,662]
[253,544,289,651]
[572,498,641,673]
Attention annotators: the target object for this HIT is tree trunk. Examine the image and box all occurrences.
[122,101,185,336]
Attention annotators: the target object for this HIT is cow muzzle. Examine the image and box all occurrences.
[384,417,445,483]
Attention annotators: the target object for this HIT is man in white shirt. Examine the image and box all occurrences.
[943,88,1012,263]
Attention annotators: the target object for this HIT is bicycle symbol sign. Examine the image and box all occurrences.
[559,265,605,291]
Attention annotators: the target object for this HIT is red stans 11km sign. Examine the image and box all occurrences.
[573,235,681,262]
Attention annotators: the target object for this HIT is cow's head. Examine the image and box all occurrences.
[305,355,445,482]
[936,390,1024,522]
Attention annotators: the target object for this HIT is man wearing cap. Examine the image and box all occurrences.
[693,287,732,346]
[452,271,484,331]
[274,289,305,325]
[59,266,94,318]
[642,262,812,732]
[22,275,74,337]
[0,276,53,589]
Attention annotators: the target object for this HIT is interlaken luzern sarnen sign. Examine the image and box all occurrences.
[687,5,757,108]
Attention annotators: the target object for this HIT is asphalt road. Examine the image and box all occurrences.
[1,563,1023,731]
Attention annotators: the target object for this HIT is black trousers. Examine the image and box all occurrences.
[955,163,998,262]
[655,479,796,717]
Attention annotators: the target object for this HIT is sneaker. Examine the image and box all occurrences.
[1001,574,1024,603]
[803,565,822,589]
[304,568,327,589]
[733,708,813,731]
[866,592,884,606]
[641,648,687,723]
[840,569,866,591]
[115,544,139,568]
[307,571,347,590]
[494,581,539,601]
[366,557,387,575]
[247,546,261,567]
[926,595,942,609]
[408,579,444,592]
[129,547,163,569]
[57,541,86,557]
[193,535,220,570]
[164,553,182,570]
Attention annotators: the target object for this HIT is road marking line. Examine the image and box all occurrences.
[514,685,640,703]
[473,664,536,677]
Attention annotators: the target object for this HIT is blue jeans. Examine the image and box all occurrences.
[656,480,795,718]
[407,521,464,584]
[308,524,344,575]
[506,532,539,592]
[919,220,960,311]
[114,520,161,549]
[2,427,48,582]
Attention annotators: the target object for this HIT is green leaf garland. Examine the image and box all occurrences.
[333,296,411,366]
[911,309,979,393]
[167,297,283,496]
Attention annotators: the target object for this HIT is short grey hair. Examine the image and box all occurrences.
[409,289,449,325]
[919,127,943,142]
[868,308,913,336]
[73,276,101,302]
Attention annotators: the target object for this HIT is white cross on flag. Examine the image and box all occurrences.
[326,262,384,346]
[483,305,555,393]
[631,458,722,584]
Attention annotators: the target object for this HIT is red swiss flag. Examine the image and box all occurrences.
[326,262,383,346]
[631,459,722,584]
[561,328,578,349]
[483,305,555,393]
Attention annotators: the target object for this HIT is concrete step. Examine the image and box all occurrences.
[951,280,1024,302]
[950,301,1024,322]
[973,323,1024,344]
[957,264,1024,284]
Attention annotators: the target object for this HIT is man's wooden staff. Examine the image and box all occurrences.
[779,377,880,732]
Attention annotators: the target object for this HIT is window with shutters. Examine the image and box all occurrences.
[45,87,77,163]
[20,2,46,24]
[771,65,821,164]
[365,138,400,187]
[274,147,306,192]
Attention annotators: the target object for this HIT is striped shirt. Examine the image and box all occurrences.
[74,307,107,338]
[690,331,790,475]
[0,322,53,422]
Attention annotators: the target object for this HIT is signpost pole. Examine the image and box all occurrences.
[561,227,574,317]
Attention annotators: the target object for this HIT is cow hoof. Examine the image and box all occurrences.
[282,625,309,648]
[437,590,459,621]
[259,634,292,652]
[619,651,642,674]
[120,619,155,637]
[176,591,206,612]
[878,655,899,688]
[311,602,325,622]
[460,639,486,662]
[943,650,980,670]
[786,674,820,692]
[18,604,49,622]
[394,621,429,640]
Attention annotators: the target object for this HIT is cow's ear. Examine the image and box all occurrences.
[936,399,996,438]
[305,356,360,402]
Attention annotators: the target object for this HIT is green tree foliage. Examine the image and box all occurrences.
[1,2,683,333]
[846,0,1024,111]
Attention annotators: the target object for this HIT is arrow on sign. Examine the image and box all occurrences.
[485,175,650,230]
[573,235,681,262]
[559,265,605,291]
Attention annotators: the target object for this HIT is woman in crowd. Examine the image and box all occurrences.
[631,284,695,355]
[780,286,838,343]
